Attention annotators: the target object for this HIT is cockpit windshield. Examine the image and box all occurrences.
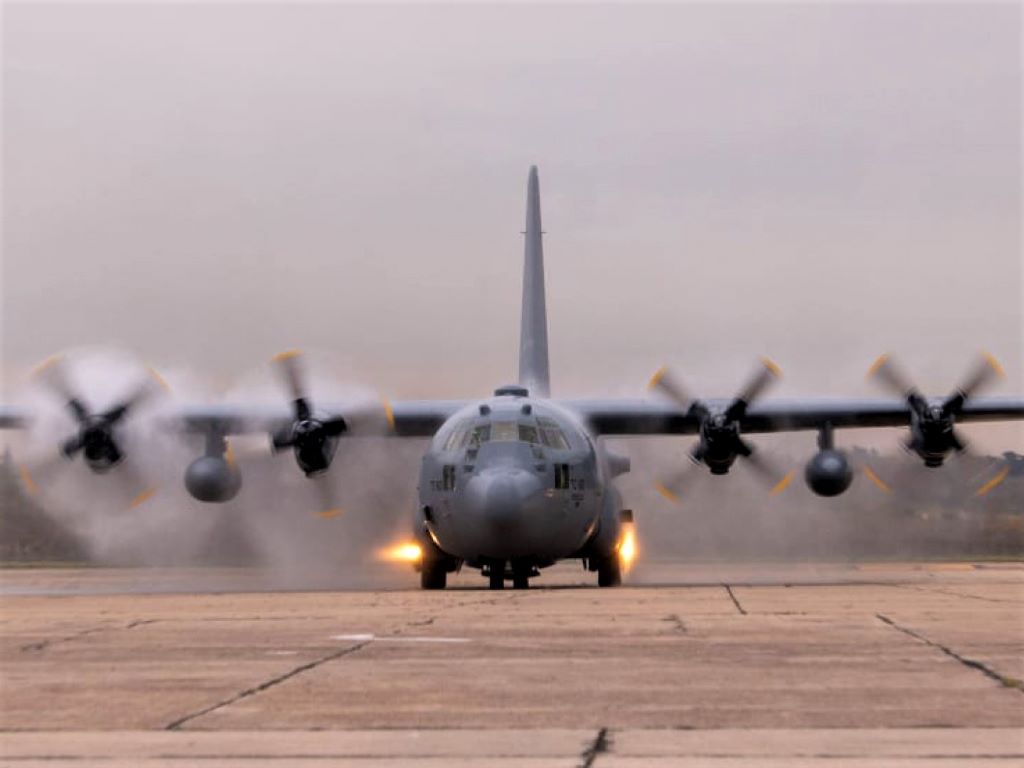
[441,416,570,451]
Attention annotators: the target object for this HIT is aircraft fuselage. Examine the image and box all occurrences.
[415,390,623,582]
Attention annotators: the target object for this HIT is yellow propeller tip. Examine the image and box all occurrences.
[975,465,1009,497]
[31,355,63,378]
[224,440,236,469]
[18,465,38,495]
[381,397,396,431]
[981,351,1006,378]
[129,487,158,509]
[271,349,303,363]
[866,354,890,379]
[655,483,680,503]
[769,470,796,496]
[318,508,344,519]
[647,366,669,392]
[862,465,891,493]
[147,366,171,393]
[760,357,782,377]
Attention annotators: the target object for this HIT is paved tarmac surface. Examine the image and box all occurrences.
[1,560,1022,765]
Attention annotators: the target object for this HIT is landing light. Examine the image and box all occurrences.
[379,542,423,564]
[617,524,638,571]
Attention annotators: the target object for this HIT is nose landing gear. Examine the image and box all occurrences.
[484,560,538,590]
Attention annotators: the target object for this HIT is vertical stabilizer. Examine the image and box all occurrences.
[519,166,551,397]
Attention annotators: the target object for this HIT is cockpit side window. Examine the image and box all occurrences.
[442,420,471,451]
[537,417,570,450]
[469,424,491,447]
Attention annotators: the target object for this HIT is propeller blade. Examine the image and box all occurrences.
[32,356,90,423]
[943,352,1005,416]
[111,456,159,510]
[949,428,968,454]
[16,451,69,496]
[647,366,694,410]
[98,374,163,424]
[61,434,85,458]
[974,464,1010,497]
[312,473,344,519]
[867,354,919,398]
[323,417,349,437]
[862,463,892,494]
[272,350,312,420]
[726,358,781,421]
[739,444,795,495]
[654,446,704,503]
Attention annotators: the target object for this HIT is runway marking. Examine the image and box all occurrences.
[876,614,1023,693]
[855,562,977,572]
[330,634,470,644]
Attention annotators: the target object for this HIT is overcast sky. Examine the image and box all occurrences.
[3,2,1021,431]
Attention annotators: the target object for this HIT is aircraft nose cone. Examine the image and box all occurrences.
[465,468,544,534]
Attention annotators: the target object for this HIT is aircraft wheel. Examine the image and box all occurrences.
[596,556,622,588]
[420,562,447,590]
[512,574,529,590]
[489,571,504,590]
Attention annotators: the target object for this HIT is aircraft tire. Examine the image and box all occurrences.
[420,562,447,590]
[596,556,622,588]
[489,571,504,590]
[512,574,529,590]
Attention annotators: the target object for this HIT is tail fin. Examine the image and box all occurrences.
[519,166,551,397]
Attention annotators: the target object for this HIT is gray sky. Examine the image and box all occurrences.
[3,2,1021,427]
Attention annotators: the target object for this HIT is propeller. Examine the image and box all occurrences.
[33,355,164,473]
[648,358,794,501]
[21,352,167,508]
[269,350,347,516]
[867,352,1004,468]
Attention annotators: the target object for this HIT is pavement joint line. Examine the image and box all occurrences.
[875,613,1024,694]
[577,726,610,768]
[722,584,747,615]
[164,639,373,731]
[890,583,1020,605]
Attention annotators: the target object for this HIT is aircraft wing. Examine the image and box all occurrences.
[0,405,30,430]
[171,400,467,438]
[561,396,1024,436]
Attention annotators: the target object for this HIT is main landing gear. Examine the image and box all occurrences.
[590,554,622,588]
[419,540,458,590]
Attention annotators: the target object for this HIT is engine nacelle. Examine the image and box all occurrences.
[185,455,241,502]
[804,449,853,497]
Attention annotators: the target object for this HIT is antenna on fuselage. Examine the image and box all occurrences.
[518,165,551,397]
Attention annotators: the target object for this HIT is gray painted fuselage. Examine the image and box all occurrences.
[416,394,622,572]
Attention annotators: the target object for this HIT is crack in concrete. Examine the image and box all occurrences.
[164,639,373,731]
[578,726,610,768]
[722,584,747,615]
[20,618,155,652]
[876,614,1024,693]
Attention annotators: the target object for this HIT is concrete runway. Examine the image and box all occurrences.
[1,560,1022,766]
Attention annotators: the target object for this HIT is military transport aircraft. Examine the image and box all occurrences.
[2,167,1022,589]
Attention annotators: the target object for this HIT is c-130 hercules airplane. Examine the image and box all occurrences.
[2,167,1022,589]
